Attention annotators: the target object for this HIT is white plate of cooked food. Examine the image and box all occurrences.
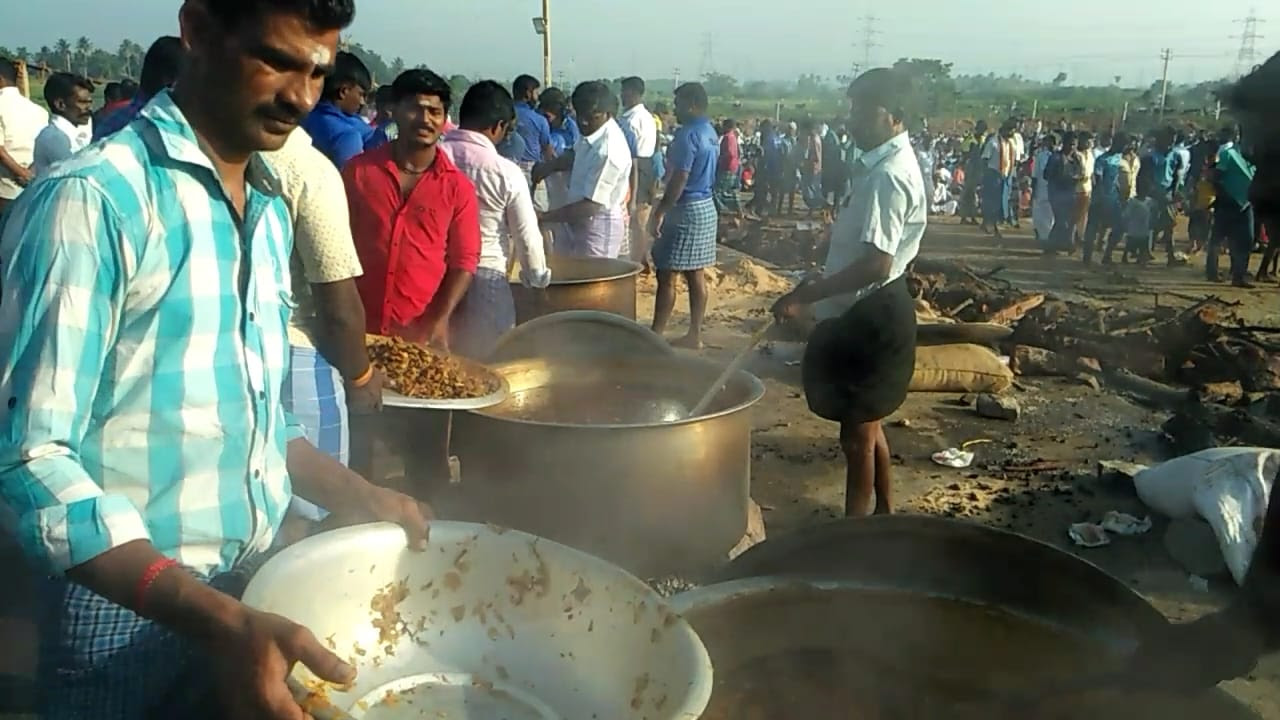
[366,335,508,411]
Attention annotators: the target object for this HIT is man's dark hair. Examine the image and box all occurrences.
[848,68,910,123]
[621,76,645,96]
[674,82,709,112]
[459,80,515,130]
[571,81,612,117]
[723,118,737,131]
[513,74,541,99]
[119,78,139,98]
[538,86,566,106]
[322,51,372,100]
[374,84,394,109]
[204,0,355,30]
[44,72,93,109]
[0,59,17,85]
[104,81,123,103]
[391,68,452,110]
[1076,130,1094,143]
[139,36,184,96]
[538,90,567,118]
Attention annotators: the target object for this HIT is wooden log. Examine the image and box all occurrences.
[988,294,1046,326]
[1101,368,1192,408]
[1010,345,1093,377]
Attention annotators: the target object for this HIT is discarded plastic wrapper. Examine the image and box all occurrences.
[1068,523,1111,548]
[931,448,975,469]
[1099,511,1152,536]
[1188,575,1210,592]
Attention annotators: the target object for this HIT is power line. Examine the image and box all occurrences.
[1232,8,1266,77]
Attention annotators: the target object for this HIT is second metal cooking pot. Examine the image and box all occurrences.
[447,353,765,577]
[677,517,1259,720]
[511,255,642,324]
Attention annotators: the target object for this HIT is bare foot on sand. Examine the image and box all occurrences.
[670,334,703,350]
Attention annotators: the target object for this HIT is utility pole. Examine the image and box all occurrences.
[1157,48,1171,121]
[673,67,681,87]
[1232,9,1265,78]
[540,0,552,88]
[857,14,881,71]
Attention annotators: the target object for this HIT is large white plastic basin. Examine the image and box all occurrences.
[242,521,712,719]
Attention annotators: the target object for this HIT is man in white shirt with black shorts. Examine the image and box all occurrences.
[772,68,926,517]
[620,77,658,266]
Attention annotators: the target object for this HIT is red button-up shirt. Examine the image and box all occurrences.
[343,144,481,338]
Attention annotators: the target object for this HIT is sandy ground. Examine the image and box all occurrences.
[635,213,1280,717]
[2,214,1278,717]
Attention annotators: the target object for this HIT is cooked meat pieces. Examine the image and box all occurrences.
[368,337,500,400]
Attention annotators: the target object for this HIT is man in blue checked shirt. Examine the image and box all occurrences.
[0,2,429,718]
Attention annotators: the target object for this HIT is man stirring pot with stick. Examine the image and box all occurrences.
[0,2,429,718]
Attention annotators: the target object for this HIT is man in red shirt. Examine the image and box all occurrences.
[343,68,480,349]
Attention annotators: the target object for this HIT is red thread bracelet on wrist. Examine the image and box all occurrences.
[135,557,180,612]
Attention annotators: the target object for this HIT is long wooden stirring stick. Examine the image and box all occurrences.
[687,320,775,418]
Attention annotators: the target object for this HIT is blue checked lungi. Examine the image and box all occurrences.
[281,346,349,521]
[562,206,626,258]
[37,568,258,719]
[449,267,517,360]
[653,197,718,271]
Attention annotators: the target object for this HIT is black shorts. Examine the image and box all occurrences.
[802,277,917,424]
[635,159,658,206]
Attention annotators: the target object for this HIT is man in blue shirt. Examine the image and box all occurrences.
[1083,133,1129,265]
[1142,127,1184,265]
[302,51,375,168]
[512,74,553,171]
[648,82,720,349]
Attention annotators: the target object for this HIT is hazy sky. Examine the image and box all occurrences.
[4,0,1276,87]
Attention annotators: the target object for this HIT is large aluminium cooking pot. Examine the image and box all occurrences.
[447,353,764,578]
[511,255,642,324]
[674,516,1259,720]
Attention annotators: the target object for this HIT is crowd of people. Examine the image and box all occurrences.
[900,116,1266,285]
[0,0,1279,716]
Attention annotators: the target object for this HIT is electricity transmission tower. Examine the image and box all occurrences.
[856,14,881,72]
[1232,9,1265,77]
[699,33,715,78]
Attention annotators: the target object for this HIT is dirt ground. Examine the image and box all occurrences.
[636,213,1280,718]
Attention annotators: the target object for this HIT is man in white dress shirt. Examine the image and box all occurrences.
[536,81,633,259]
[0,59,49,214]
[32,72,95,178]
[441,80,552,358]
[620,76,659,266]
[772,68,925,517]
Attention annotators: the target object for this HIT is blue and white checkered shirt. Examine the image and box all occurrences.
[0,90,300,576]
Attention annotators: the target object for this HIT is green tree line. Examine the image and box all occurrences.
[1,38,1232,128]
